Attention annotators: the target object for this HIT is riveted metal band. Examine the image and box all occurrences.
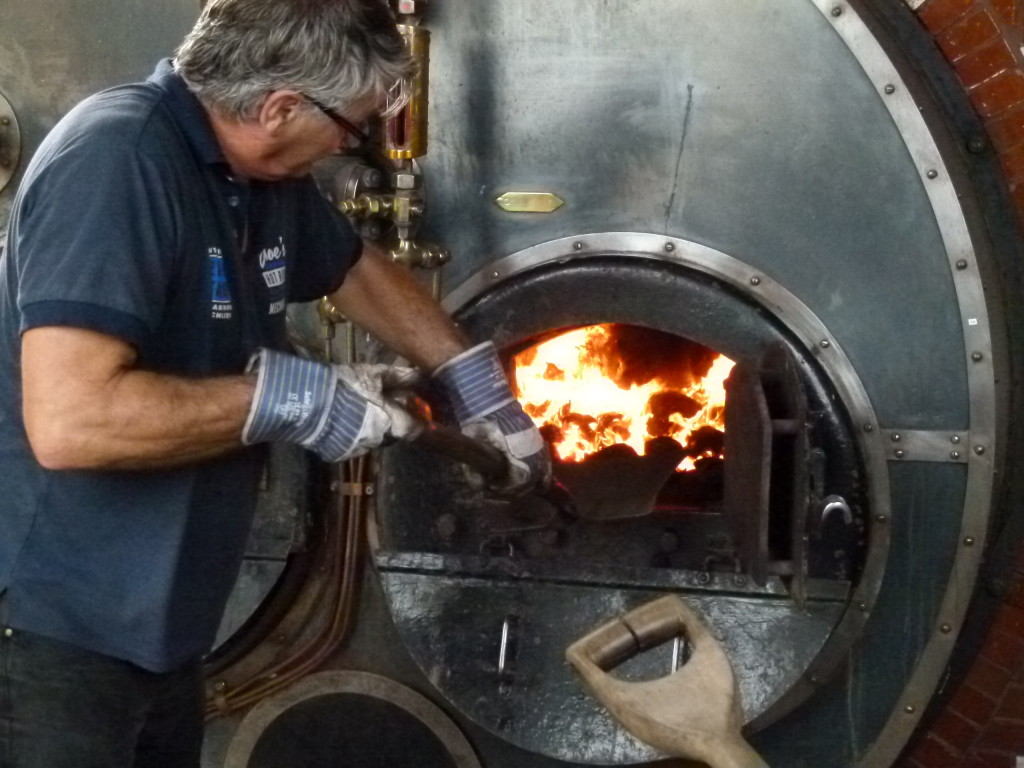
[810,2,997,765]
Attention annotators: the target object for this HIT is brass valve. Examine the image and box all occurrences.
[337,194,394,220]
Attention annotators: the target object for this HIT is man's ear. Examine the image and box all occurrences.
[258,91,305,134]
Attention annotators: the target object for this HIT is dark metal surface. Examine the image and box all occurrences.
[0,0,198,228]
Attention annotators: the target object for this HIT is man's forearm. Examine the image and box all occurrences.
[22,327,256,470]
[329,245,468,372]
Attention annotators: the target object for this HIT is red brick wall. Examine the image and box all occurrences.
[898,3,1024,766]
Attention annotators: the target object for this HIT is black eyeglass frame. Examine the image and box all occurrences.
[302,95,371,147]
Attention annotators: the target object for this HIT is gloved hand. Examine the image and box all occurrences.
[242,348,421,462]
[432,341,551,496]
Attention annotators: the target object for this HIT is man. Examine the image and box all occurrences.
[0,1,549,766]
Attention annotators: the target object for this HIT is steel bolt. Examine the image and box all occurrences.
[863,424,874,433]
[664,242,675,252]
[831,5,843,16]
[573,241,583,251]
[951,435,961,444]
[891,433,901,442]
[750,276,761,286]
[950,451,960,460]
[894,449,906,459]
[926,169,938,179]
[964,536,975,546]
[904,705,916,714]
[820,340,831,348]
[940,623,952,634]
[435,513,458,541]
[884,84,896,95]
[974,445,985,455]
[955,259,968,270]
[971,351,983,362]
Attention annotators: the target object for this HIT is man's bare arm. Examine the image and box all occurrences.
[328,245,468,372]
[22,326,256,470]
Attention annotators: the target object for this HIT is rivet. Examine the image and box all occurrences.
[891,433,901,442]
[964,536,975,546]
[820,340,831,348]
[884,84,896,95]
[951,435,961,444]
[904,705,916,714]
[955,259,968,270]
[733,574,748,587]
[967,136,986,154]
[858,601,868,612]
[875,514,888,523]
[863,424,874,433]
[365,484,374,496]
[573,241,583,251]
[750,276,761,286]
[926,169,938,179]
[971,352,983,362]
[940,623,952,634]
[0,117,9,126]
[950,451,961,460]
[2,628,12,638]
[974,445,985,455]
[697,572,712,585]
[214,680,227,692]
[664,242,675,252]
[491,270,500,279]
[831,5,843,16]
[894,449,906,459]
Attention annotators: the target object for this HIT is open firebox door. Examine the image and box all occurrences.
[372,250,871,765]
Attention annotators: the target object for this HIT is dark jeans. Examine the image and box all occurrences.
[0,602,204,768]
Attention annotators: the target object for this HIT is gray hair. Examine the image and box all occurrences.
[174,0,414,121]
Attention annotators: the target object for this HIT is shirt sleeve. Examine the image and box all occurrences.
[14,119,179,348]
[285,178,363,303]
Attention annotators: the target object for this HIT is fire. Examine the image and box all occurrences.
[511,324,735,471]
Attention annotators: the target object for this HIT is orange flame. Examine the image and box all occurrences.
[511,324,734,471]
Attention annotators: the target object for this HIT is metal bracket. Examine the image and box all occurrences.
[0,89,21,194]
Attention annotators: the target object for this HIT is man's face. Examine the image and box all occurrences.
[248,93,377,181]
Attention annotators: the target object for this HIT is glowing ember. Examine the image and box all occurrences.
[511,324,734,471]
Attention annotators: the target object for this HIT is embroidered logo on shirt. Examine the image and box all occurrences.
[258,237,287,291]
[208,247,233,320]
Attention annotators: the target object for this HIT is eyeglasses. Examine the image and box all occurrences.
[302,95,371,147]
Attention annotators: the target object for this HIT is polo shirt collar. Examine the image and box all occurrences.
[147,58,227,168]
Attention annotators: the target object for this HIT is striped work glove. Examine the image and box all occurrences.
[433,342,551,496]
[242,349,420,462]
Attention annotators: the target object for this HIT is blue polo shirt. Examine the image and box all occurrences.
[0,60,360,671]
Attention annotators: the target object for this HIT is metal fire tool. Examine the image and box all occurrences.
[402,394,578,521]
[566,595,769,768]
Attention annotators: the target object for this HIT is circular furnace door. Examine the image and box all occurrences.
[371,1,1012,766]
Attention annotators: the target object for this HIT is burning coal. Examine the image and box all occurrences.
[511,324,734,470]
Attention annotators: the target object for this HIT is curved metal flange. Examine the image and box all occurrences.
[223,670,482,768]
[809,2,998,765]
[0,89,21,194]
[444,230,893,724]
